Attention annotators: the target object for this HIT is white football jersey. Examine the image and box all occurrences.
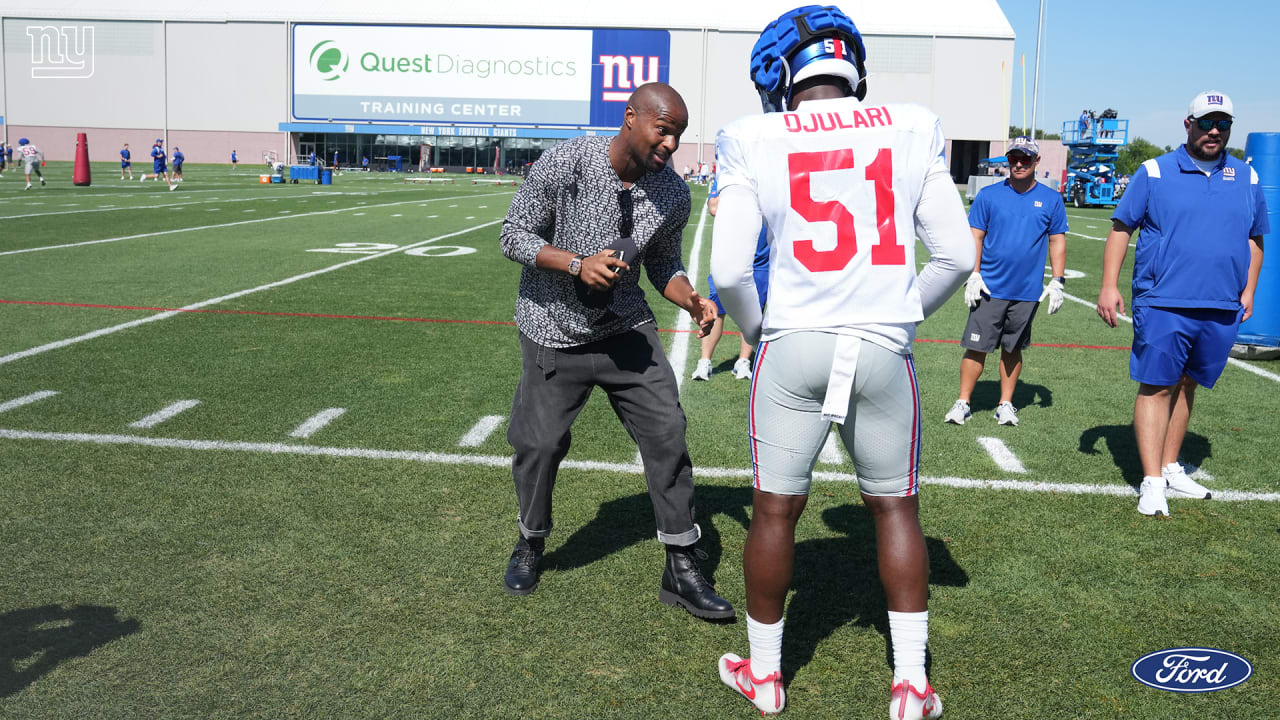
[716,97,949,350]
[20,144,40,159]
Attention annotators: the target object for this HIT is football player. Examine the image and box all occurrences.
[18,138,46,190]
[710,5,973,717]
[142,138,176,190]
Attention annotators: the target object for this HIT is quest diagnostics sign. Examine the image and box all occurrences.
[292,24,669,127]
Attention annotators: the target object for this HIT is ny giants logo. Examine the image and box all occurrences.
[1206,94,1224,106]
[598,55,660,102]
[27,25,95,79]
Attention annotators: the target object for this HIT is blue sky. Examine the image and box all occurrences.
[996,0,1280,150]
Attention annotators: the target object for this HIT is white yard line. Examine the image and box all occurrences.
[0,220,502,367]
[977,436,1027,474]
[0,191,512,257]
[289,408,347,439]
[819,432,845,464]
[0,391,59,414]
[2,426,1278,502]
[458,415,505,447]
[128,400,200,429]
[1063,291,1280,383]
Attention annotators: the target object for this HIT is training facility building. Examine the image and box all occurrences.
[2,0,1014,181]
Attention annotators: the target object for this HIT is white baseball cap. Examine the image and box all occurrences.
[1188,91,1233,119]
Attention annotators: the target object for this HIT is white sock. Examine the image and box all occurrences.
[888,610,928,688]
[746,614,784,678]
[1144,475,1165,486]
[1162,462,1182,476]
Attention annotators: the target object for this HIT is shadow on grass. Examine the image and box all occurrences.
[969,379,1052,413]
[1078,424,1211,488]
[543,485,754,586]
[0,604,140,698]
[783,504,968,681]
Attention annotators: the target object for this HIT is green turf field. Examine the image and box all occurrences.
[1,161,1276,718]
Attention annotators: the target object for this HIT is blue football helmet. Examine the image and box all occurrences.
[18,138,29,146]
[750,5,868,113]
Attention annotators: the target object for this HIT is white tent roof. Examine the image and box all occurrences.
[9,0,1014,38]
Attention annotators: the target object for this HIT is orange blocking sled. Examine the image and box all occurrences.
[259,174,272,183]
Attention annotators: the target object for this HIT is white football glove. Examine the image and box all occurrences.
[964,272,990,308]
[1040,277,1064,314]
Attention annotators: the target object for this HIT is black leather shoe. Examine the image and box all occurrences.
[659,545,736,620]
[504,537,544,596]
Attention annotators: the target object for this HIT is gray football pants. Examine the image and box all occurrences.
[507,324,700,546]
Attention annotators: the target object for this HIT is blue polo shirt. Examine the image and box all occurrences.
[1113,145,1269,310]
[968,180,1069,301]
[173,150,184,167]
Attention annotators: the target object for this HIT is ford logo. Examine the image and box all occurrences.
[1131,647,1252,693]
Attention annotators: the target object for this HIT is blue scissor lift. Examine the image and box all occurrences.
[1060,116,1128,208]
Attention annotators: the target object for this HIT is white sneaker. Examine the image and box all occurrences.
[994,402,1019,426]
[1137,477,1169,516]
[732,358,753,380]
[890,679,942,719]
[24,183,31,190]
[943,400,971,425]
[718,653,784,715]
[1163,465,1211,499]
[40,178,46,186]
[141,176,146,182]
[169,184,177,191]
[691,358,712,381]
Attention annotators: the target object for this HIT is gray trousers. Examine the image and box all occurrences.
[508,324,700,546]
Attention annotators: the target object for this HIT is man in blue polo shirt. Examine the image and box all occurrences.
[944,136,1067,426]
[692,168,770,381]
[1097,91,1267,517]
[172,146,185,182]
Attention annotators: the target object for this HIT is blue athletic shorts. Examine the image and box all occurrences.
[1130,305,1240,388]
[154,161,166,173]
[121,160,130,168]
[706,270,769,315]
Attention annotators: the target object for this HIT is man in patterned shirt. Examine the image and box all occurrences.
[498,82,734,621]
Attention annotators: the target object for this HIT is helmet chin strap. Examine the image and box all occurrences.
[759,56,793,113]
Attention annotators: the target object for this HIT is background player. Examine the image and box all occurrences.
[710,5,972,717]
[142,138,176,190]
[693,165,769,381]
[18,138,47,190]
[172,146,185,182]
[120,143,133,180]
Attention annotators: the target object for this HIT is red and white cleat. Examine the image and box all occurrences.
[890,679,942,719]
[718,653,785,715]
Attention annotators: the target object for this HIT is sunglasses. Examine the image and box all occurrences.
[618,189,634,238]
[1008,154,1037,164]
[1193,117,1232,132]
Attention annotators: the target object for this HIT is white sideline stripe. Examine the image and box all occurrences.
[1063,291,1280,384]
[0,391,59,413]
[458,415,505,447]
[0,220,502,367]
[0,187,431,220]
[129,400,200,428]
[667,196,711,395]
[819,431,844,464]
[2,427,1278,503]
[289,408,347,439]
[0,191,511,256]
[977,436,1027,474]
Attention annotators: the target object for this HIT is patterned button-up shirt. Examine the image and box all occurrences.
[500,136,690,348]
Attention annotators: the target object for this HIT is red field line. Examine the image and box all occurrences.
[0,298,1133,350]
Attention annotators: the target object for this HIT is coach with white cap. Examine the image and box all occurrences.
[1097,91,1268,516]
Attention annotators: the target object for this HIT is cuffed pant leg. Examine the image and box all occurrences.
[507,333,593,539]
[600,326,700,545]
